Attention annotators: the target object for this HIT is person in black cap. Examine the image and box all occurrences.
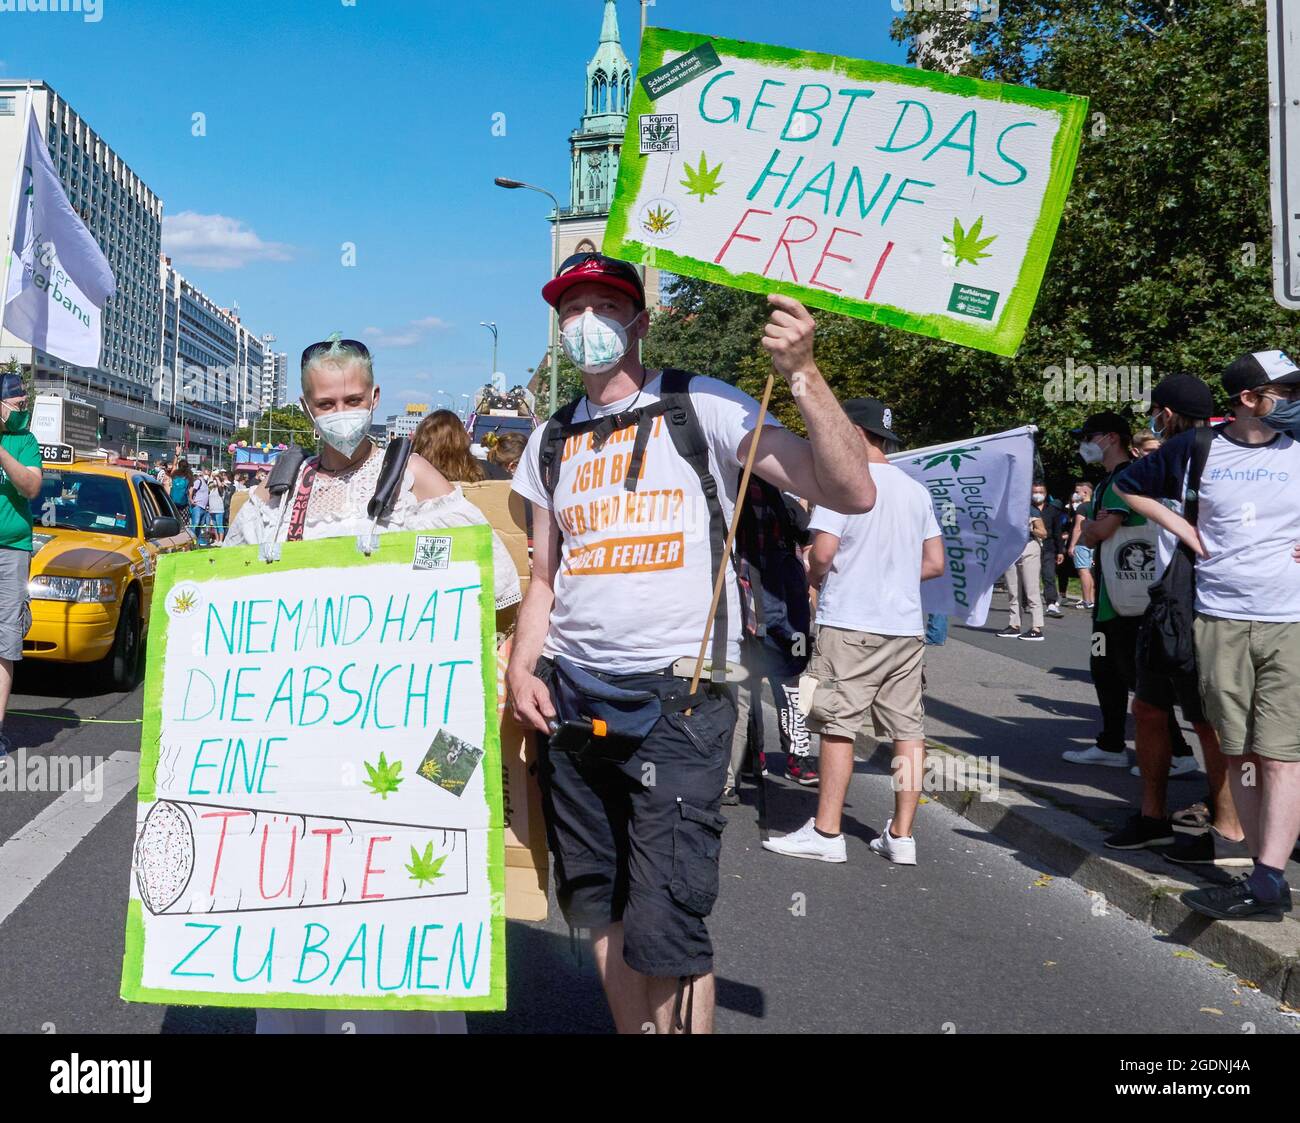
[1115,351,1300,919]
[0,371,43,758]
[766,398,946,868]
[1102,375,1246,858]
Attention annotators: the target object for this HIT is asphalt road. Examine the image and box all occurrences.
[1,643,1296,1034]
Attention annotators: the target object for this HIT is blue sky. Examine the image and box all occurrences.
[1,0,905,414]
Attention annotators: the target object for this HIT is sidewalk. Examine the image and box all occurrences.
[875,590,1300,1005]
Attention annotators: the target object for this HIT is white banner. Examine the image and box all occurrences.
[889,426,1036,627]
[3,104,116,367]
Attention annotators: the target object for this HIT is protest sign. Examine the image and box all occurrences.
[889,426,1036,626]
[119,528,505,1011]
[605,28,1087,356]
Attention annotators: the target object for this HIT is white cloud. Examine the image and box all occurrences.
[361,317,451,348]
[162,211,293,270]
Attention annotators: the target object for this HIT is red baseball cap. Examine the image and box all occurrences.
[542,252,645,310]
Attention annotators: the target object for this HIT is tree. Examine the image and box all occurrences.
[638,2,1293,494]
[230,406,318,451]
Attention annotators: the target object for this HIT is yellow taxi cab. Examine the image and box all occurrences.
[23,456,195,688]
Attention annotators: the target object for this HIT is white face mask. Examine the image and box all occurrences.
[1032,492,1046,505]
[559,309,640,374]
[1078,439,1104,465]
[305,397,373,457]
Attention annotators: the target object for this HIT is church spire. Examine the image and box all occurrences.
[599,0,620,44]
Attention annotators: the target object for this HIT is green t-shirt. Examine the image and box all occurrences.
[1093,470,1148,623]
[0,431,42,551]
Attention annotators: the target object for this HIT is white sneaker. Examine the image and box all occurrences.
[1045,604,1064,618]
[869,818,917,865]
[1062,746,1129,767]
[762,818,847,863]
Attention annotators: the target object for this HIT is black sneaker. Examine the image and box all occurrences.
[721,787,740,806]
[1163,827,1253,868]
[1182,877,1294,922]
[1019,628,1045,642]
[1104,813,1175,850]
[995,626,1020,638]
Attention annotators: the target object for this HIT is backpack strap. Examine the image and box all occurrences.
[539,397,583,499]
[1183,423,1218,526]
[658,368,730,681]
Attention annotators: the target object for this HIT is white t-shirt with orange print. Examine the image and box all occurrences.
[513,370,779,674]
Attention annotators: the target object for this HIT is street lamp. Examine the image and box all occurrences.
[479,321,499,380]
[494,176,561,415]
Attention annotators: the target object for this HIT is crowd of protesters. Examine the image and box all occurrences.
[0,243,1295,1032]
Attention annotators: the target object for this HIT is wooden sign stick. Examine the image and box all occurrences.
[686,371,776,714]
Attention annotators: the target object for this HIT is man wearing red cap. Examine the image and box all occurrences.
[508,252,874,1033]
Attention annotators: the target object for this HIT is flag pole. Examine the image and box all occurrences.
[0,84,35,350]
[685,371,775,714]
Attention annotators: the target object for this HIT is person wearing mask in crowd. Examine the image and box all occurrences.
[1116,351,1300,919]
[1063,413,1196,773]
[413,409,486,484]
[764,398,944,866]
[1034,483,1067,619]
[1102,376,1241,853]
[0,373,42,757]
[225,339,520,1034]
[997,500,1047,641]
[508,253,874,1033]
[1066,481,1095,609]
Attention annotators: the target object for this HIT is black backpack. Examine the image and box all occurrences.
[537,369,732,680]
[1142,424,1217,676]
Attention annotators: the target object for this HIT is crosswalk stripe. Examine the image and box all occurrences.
[0,750,139,928]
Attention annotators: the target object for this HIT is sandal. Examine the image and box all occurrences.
[1171,801,1211,830]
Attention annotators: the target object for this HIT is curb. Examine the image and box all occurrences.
[861,738,1300,1007]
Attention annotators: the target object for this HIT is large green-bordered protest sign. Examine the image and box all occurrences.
[119,528,505,1011]
[606,28,1088,357]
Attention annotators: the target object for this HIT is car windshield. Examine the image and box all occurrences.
[30,471,137,537]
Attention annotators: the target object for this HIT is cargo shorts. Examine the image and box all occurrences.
[1194,614,1300,761]
[534,657,736,979]
[0,547,32,662]
[802,626,926,742]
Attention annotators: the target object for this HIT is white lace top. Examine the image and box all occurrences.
[223,449,522,609]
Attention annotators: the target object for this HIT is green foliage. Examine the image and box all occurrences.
[642,2,1294,493]
[230,406,318,451]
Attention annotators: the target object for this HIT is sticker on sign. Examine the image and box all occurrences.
[1268,0,1300,309]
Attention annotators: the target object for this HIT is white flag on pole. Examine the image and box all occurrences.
[889,426,1037,628]
[3,104,116,368]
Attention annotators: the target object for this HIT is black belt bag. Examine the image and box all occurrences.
[545,656,707,764]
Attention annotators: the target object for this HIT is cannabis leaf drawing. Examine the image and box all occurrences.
[646,121,674,145]
[405,842,447,888]
[417,757,442,782]
[170,589,198,615]
[364,752,403,800]
[943,217,997,267]
[913,445,982,471]
[642,204,676,234]
[680,152,724,202]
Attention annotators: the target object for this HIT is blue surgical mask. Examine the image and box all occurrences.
[1148,412,1166,438]
[1260,394,1300,436]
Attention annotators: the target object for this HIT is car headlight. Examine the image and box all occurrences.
[27,575,118,603]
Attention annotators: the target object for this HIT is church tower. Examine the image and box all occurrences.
[552,1,659,305]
